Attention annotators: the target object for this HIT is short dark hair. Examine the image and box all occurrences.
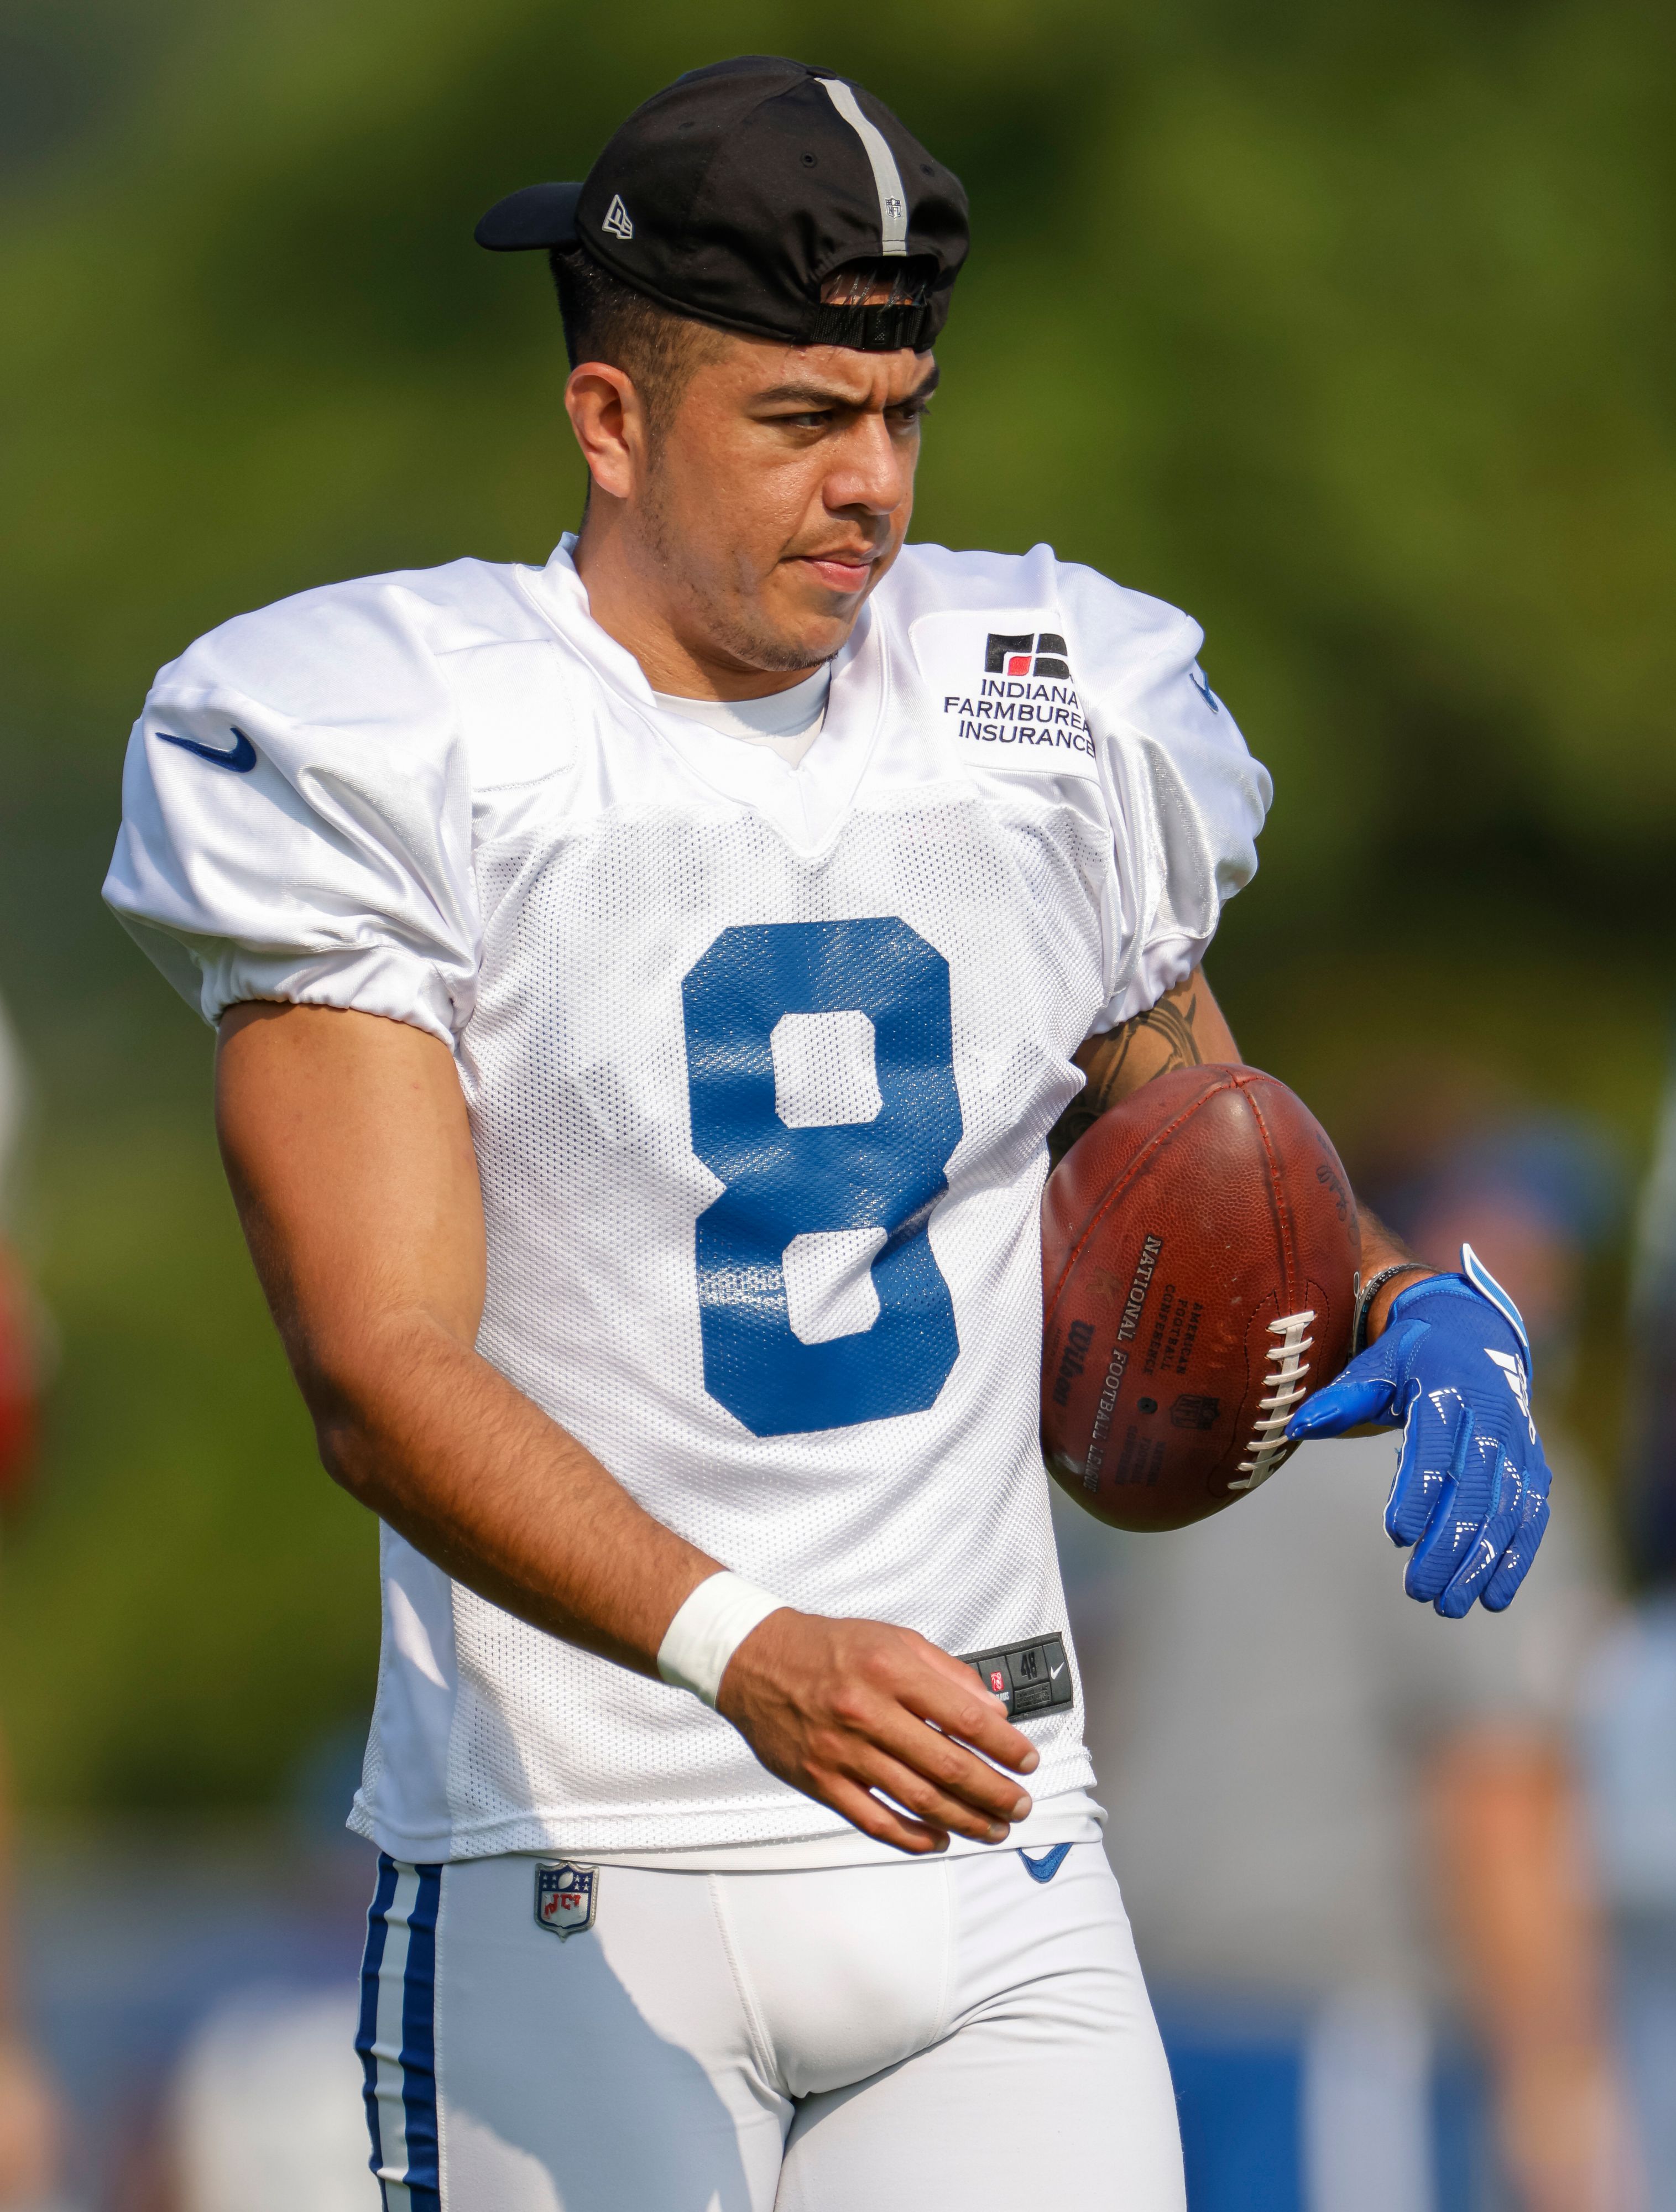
[548,247,724,431]
[547,249,938,432]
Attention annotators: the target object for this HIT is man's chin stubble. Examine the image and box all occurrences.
[691,585,850,676]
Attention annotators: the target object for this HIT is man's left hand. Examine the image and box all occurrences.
[1287,1246,1551,1616]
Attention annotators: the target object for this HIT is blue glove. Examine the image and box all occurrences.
[1285,1246,1550,1617]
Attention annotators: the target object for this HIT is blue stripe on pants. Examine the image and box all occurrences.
[357,1853,400,2185]
[357,1855,443,2212]
[401,1864,443,2209]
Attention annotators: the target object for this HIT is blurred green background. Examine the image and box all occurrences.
[1,0,1672,1814]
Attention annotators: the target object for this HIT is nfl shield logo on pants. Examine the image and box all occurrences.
[535,1861,597,1939]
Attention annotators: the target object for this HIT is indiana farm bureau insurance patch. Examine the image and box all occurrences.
[911,611,1099,779]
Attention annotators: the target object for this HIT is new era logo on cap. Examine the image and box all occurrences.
[474,60,968,354]
[985,632,1071,680]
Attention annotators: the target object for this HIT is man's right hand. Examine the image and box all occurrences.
[717,1611,1040,1855]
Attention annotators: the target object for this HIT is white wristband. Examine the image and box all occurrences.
[656,1572,787,1708]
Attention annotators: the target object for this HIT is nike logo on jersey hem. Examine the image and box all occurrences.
[154,726,257,773]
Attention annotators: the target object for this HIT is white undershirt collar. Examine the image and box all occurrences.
[649,664,831,769]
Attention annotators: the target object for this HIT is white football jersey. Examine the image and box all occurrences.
[105,537,1270,1865]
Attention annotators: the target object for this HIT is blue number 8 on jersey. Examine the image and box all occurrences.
[682,919,964,1437]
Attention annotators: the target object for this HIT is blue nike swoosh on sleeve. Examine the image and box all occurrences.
[154,726,258,773]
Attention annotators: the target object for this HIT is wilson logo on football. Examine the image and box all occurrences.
[984,631,1071,679]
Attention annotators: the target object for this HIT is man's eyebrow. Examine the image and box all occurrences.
[749,364,942,410]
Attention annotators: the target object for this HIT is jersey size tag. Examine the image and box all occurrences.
[535,1860,598,1939]
[910,611,1099,780]
[959,1635,1073,1719]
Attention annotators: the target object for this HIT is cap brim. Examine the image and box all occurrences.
[474,181,584,252]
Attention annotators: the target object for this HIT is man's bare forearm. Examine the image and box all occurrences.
[1355,1204,1434,1337]
[216,1002,716,1677]
[308,1310,719,1677]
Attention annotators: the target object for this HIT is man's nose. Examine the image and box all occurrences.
[823,413,910,515]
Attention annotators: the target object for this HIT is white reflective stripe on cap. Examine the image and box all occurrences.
[818,78,909,257]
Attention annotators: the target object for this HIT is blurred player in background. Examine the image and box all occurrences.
[0,999,36,1504]
[1069,1112,1637,2212]
[1581,1046,1676,2211]
[0,991,66,2209]
[153,1986,372,2212]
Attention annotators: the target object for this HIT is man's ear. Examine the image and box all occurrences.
[564,362,649,503]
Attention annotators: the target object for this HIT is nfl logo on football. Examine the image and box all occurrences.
[535,1861,597,1939]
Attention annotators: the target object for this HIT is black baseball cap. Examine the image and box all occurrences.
[475,56,968,354]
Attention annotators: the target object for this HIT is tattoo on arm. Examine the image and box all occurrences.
[1047,978,1207,1166]
[1084,988,1203,1112]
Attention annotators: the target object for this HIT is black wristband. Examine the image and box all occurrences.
[1352,1262,1432,1358]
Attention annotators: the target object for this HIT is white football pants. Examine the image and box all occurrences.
[359,1841,1185,2211]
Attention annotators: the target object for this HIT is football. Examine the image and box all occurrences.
[1041,1065,1360,1531]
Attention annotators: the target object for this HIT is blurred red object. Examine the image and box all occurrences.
[0,1245,38,1503]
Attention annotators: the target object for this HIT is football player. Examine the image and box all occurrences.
[104,58,1551,2212]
